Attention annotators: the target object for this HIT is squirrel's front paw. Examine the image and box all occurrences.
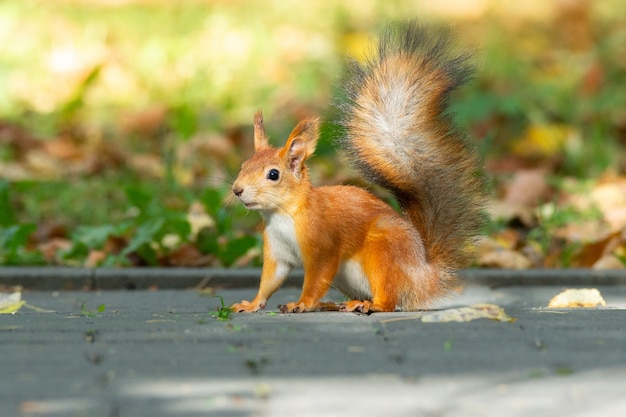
[278,301,316,313]
[339,300,373,314]
[231,300,265,313]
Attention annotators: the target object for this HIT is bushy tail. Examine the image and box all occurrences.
[336,21,484,274]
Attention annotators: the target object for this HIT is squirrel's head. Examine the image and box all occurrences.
[232,110,320,213]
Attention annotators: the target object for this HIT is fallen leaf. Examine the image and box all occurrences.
[547,288,607,308]
[489,169,551,227]
[580,61,605,96]
[592,254,624,269]
[421,304,515,323]
[164,243,215,267]
[120,105,168,138]
[589,179,626,231]
[511,125,573,159]
[491,228,522,249]
[476,238,532,269]
[85,249,107,268]
[503,168,551,207]
[42,137,84,161]
[570,231,621,268]
[38,237,73,263]
[0,286,25,314]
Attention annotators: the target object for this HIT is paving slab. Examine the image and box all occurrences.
[1,284,626,417]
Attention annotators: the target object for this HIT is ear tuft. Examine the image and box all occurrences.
[253,110,269,150]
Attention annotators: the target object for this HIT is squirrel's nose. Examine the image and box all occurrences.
[233,186,243,197]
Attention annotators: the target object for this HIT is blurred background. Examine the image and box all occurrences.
[1,0,626,270]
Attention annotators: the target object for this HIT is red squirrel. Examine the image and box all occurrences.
[231,22,484,313]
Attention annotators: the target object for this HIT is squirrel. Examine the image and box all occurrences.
[231,21,484,313]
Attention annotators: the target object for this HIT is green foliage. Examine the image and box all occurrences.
[0,224,43,265]
[0,170,261,266]
[197,188,260,267]
[0,180,16,227]
[0,181,43,265]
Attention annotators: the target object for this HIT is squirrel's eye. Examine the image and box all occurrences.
[266,168,280,181]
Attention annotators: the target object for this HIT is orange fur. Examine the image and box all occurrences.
[231,22,484,313]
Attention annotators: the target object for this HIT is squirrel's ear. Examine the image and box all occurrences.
[253,110,269,150]
[281,117,320,177]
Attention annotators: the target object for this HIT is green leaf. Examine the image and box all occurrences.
[0,224,36,253]
[161,213,191,241]
[124,185,153,215]
[201,188,224,218]
[220,235,257,266]
[72,224,118,249]
[0,180,16,227]
[0,224,43,265]
[195,227,220,255]
[60,241,89,262]
[122,218,165,256]
[135,244,159,266]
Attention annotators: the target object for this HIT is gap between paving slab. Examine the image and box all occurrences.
[0,267,625,290]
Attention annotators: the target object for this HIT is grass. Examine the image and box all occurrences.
[212,295,234,321]
[1,0,626,268]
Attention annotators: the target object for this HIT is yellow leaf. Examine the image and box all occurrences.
[0,300,26,314]
[342,31,373,62]
[0,287,25,314]
[511,124,573,158]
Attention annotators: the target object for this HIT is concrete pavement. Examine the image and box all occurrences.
[2,282,626,417]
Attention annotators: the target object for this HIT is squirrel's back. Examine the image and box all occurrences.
[336,22,484,281]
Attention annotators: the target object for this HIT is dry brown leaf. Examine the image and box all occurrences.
[421,304,515,323]
[38,238,72,264]
[547,288,607,308]
[580,61,605,96]
[42,137,84,161]
[503,168,551,207]
[120,105,168,138]
[590,179,626,231]
[570,231,621,268]
[553,0,593,51]
[491,202,536,227]
[164,243,215,267]
[591,254,624,270]
[25,150,64,178]
[554,221,612,245]
[479,249,532,269]
[603,207,626,233]
[489,168,551,226]
[85,250,107,268]
[476,238,532,269]
[128,153,165,178]
[0,121,42,158]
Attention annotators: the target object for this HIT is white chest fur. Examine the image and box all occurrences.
[264,214,302,266]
